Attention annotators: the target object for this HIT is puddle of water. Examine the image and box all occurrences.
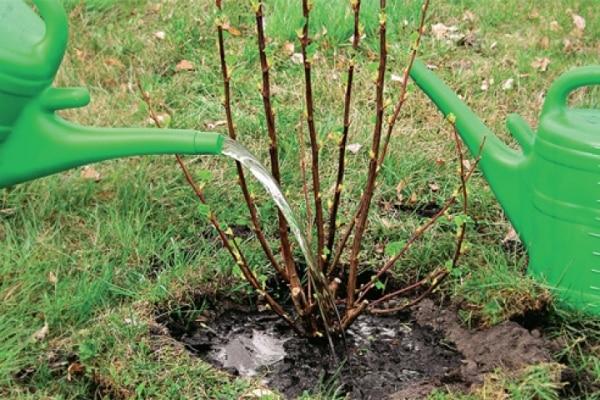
[210,329,288,377]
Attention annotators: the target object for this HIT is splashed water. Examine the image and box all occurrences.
[221,137,338,339]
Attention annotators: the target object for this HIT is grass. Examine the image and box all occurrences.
[1,0,599,398]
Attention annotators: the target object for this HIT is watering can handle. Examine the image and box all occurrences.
[33,0,68,56]
[542,65,600,115]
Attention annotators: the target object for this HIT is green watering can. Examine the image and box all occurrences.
[411,60,600,315]
[0,0,223,189]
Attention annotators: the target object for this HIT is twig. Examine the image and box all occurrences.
[215,1,286,281]
[253,1,306,314]
[377,0,430,167]
[346,0,388,310]
[324,0,362,270]
[300,0,326,269]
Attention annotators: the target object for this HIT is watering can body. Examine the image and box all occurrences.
[0,0,223,189]
[411,60,600,315]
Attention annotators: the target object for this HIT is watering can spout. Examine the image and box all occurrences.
[410,60,532,239]
[0,86,224,188]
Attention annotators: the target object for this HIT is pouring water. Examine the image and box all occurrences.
[221,137,338,344]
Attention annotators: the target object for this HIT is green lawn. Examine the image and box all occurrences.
[1,0,599,398]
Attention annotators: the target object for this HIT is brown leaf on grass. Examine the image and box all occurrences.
[431,23,461,41]
[480,78,494,91]
[205,120,227,130]
[409,192,418,205]
[549,20,561,31]
[222,21,241,37]
[571,14,586,32]
[563,38,574,52]
[502,227,521,244]
[48,271,58,285]
[283,41,295,57]
[396,180,407,201]
[154,31,166,40]
[175,59,194,71]
[462,10,476,23]
[502,78,514,91]
[531,57,550,72]
[81,166,101,182]
[539,36,550,49]
[428,182,440,192]
[66,362,85,381]
[32,322,49,342]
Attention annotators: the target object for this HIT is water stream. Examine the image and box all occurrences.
[221,136,316,276]
[221,137,336,332]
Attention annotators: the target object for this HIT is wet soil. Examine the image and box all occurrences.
[164,306,461,399]
[158,298,555,399]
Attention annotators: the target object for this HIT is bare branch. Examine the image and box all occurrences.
[324,0,362,270]
[378,0,430,167]
[346,0,388,310]
[215,1,287,281]
[300,0,326,269]
[253,1,306,314]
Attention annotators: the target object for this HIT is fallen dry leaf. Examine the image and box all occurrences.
[147,113,170,127]
[32,322,49,342]
[48,271,58,285]
[391,73,405,83]
[154,31,166,40]
[571,13,586,32]
[175,59,194,71]
[409,192,418,205]
[396,180,407,201]
[347,143,362,154]
[205,120,227,129]
[539,36,550,49]
[502,227,520,244]
[502,78,514,91]
[480,78,494,91]
[563,38,574,52]
[462,10,476,22]
[531,57,551,72]
[222,22,241,37]
[81,166,101,182]
[104,58,123,68]
[428,182,440,192]
[290,53,303,64]
[67,362,85,381]
[430,23,462,41]
[283,41,295,56]
[549,20,561,31]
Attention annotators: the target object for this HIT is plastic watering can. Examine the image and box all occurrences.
[0,0,224,189]
[410,59,600,315]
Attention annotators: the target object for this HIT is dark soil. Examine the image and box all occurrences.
[157,298,557,399]
[163,306,461,399]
